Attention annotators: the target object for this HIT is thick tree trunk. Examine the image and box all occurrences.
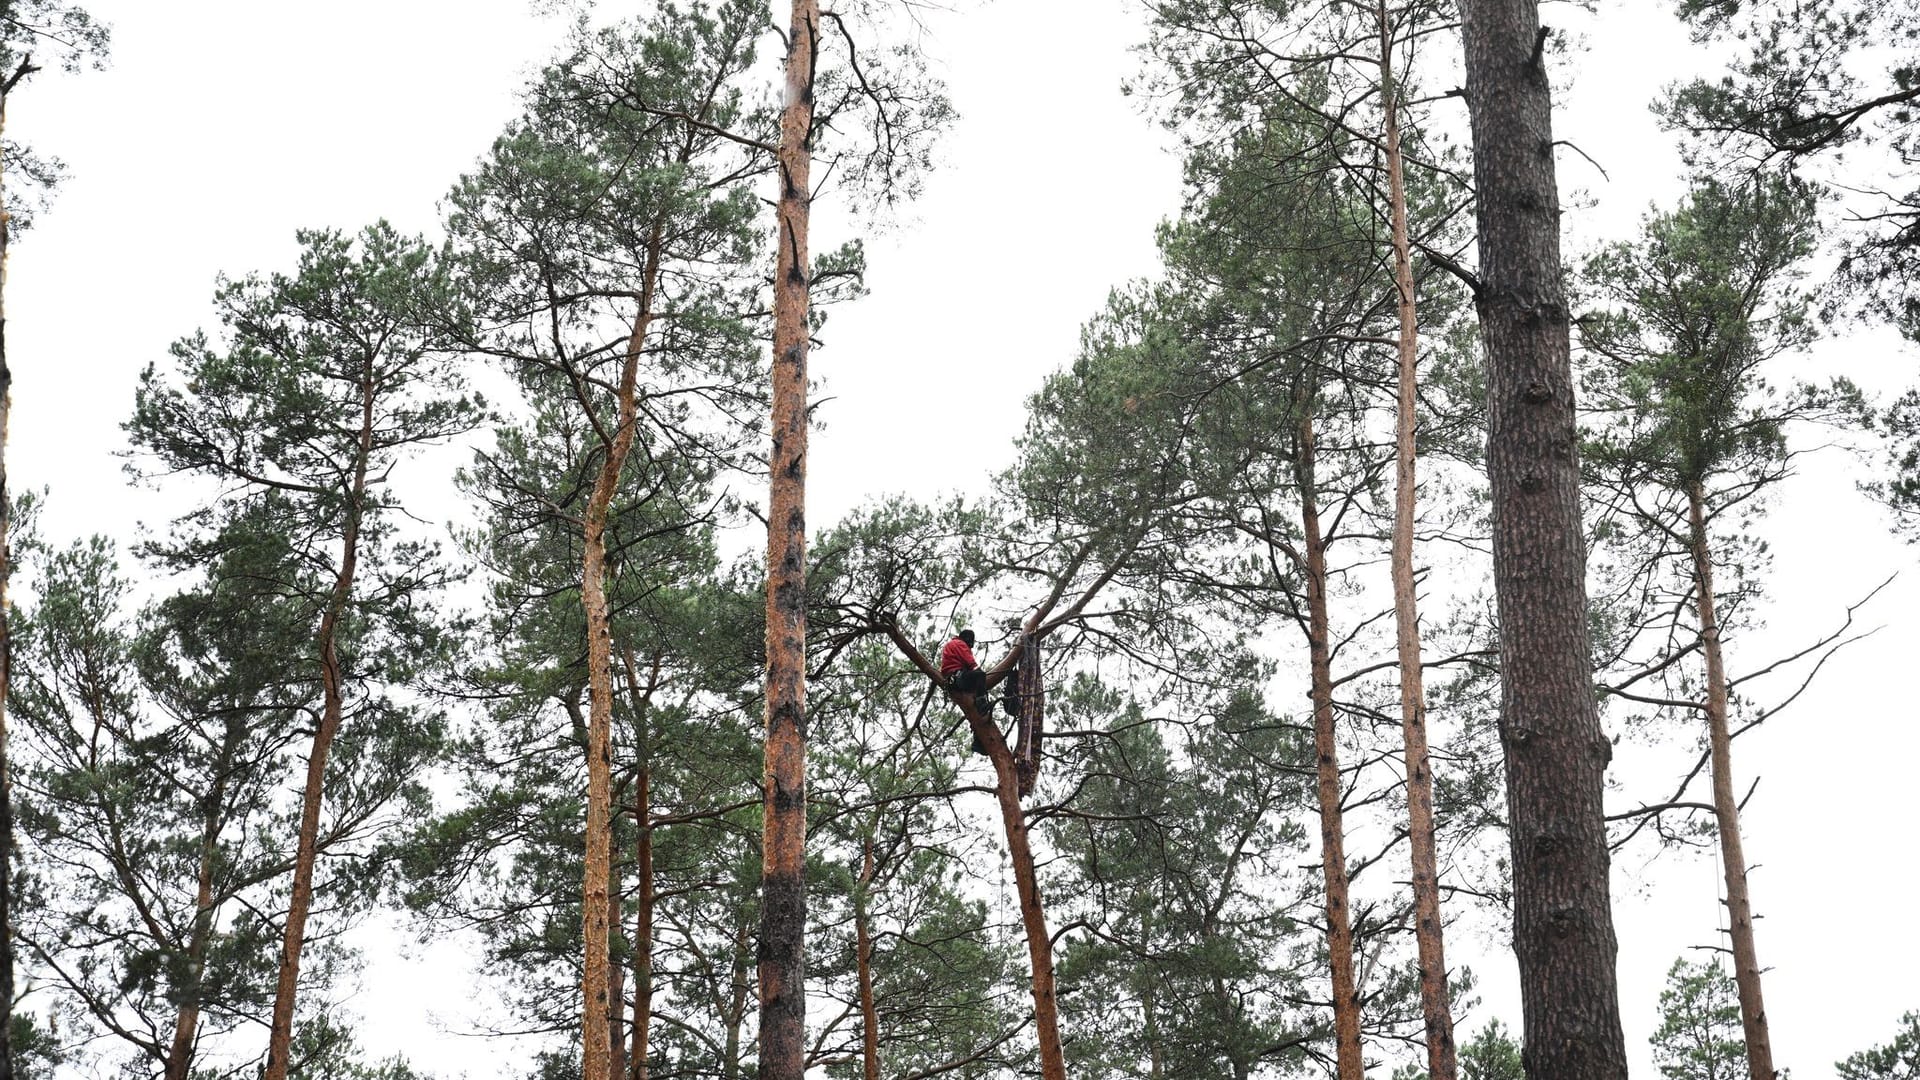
[1378,6,1458,1077]
[582,231,664,1080]
[263,367,376,1080]
[855,838,881,1080]
[1295,409,1364,1080]
[1687,487,1774,1080]
[759,3,817,1079]
[1457,3,1628,1077]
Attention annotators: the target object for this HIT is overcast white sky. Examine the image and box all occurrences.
[9,0,1919,1077]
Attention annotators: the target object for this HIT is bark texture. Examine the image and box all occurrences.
[963,695,1067,1080]
[581,231,663,1080]
[758,3,817,1077]
[1687,487,1774,1080]
[1378,6,1458,1075]
[1295,408,1364,1080]
[263,367,375,1080]
[1458,3,1628,1076]
[855,839,881,1080]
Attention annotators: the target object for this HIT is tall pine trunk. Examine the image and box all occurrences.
[264,363,376,1080]
[759,1,818,1077]
[1295,406,1364,1080]
[854,838,880,1080]
[1377,5,1458,1076]
[581,230,664,1080]
[0,73,17,1080]
[1457,3,1628,1076]
[1686,486,1774,1080]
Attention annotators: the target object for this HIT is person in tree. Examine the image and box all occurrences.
[941,629,996,755]
[940,629,989,703]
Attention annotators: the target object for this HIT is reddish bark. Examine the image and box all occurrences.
[1295,407,1364,1080]
[1378,3,1458,1074]
[1687,487,1775,1080]
[855,838,881,1080]
[263,360,376,1080]
[581,226,664,1080]
[758,3,818,1078]
[961,696,1067,1080]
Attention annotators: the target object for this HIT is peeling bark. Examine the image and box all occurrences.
[581,225,664,1080]
[1378,3,1458,1075]
[758,3,818,1079]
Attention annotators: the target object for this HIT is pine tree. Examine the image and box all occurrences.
[126,223,479,1080]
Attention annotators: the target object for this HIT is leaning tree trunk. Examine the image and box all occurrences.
[1295,407,1364,1080]
[961,696,1068,1080]
[1457,3,1628,1077]
[1377,4,1458,1076]
[581,230,664,1080]
[1687,486,1775,1080]
[263,367,376,1080]
[759,2,818,1078]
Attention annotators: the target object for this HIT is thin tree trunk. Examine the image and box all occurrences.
[1295,408,1364,1080]
[164,834,215,1080]
[855,838,881,1080]
[759,2,817,1078]
[263,364,377,1080]
[617,646,657,1080]
[165,724,240,1080]
[1378,5,1458,1077]
[1457,3,1628,1076]
[1144,987,1163,1080]
[726,911,753,1080]
[0,66,26,1080]
[630,760,652,1080]
[608,843,626,1080]
[582,228,665,1080]
[960,699,1068,1080]
[1687,487,1774,1080]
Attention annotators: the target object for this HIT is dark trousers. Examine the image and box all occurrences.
[950,668,987,697]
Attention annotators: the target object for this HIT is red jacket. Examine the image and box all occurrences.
[939,636,977,678]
